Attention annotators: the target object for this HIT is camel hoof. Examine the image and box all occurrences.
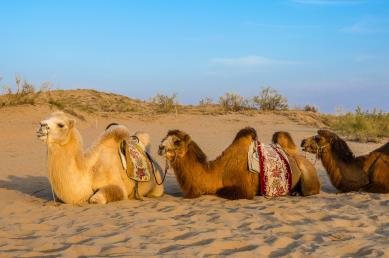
[89,192,107,204]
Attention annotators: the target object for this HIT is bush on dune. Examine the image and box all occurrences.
[150,93,178,113]
[324,106,389,142]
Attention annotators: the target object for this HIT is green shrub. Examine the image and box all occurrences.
[303,104,318,112]
[253,87,288,111]
[151,93,178,113]
[219,92,249,112]
[324,106,389,142]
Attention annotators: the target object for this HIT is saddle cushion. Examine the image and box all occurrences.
[248,141,292,197]
[125,143,153,182]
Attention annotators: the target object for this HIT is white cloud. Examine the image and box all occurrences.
[210,56,300,66]
[293,0,366,5]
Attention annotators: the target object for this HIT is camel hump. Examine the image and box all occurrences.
[134,132,151,152]
[272,131,299,156]
[234,127,257,142]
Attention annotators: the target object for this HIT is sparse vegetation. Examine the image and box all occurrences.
[323,106,389,142]
[1,76,388,143]
[0,76,40,107]
[199,97,213,106]
[303,104,318,113]
[150,93,178,113]
[253,87,288,111]
[219,92,249,112]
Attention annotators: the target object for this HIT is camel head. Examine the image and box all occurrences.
[158,130,191,161]
[36,111,75,144]
[301,130,355,162]
[300,129,335,154]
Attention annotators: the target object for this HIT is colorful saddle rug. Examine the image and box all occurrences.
[248,141,292,197]
[119,137,152,182]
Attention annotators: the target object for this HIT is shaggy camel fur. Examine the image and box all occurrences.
[158,127,320,200]
[301,130,389,193]
[36,112,164,204]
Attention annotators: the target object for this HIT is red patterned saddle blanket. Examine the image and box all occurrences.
[248,141,292,197]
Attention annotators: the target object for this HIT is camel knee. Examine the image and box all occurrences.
[300,176,321,196]
[89,185,125,204]
[147,183,164,198]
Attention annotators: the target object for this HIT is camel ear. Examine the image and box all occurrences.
[317,129,334,139]
[184,134,191,143]
[68,119,75,129]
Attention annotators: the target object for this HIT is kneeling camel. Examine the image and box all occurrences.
[301,130,389,193]
[158,128,320,200]
[36,112,164,204]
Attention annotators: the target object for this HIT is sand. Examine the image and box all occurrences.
[0,106,388,257]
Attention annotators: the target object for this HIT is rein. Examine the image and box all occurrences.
[44,127,57,204]
[145,152,169,186]
[314,142,330,165]
[149,148,178,186]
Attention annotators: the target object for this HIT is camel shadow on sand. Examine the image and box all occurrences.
[0,175,53,201]
[0,174,337,202]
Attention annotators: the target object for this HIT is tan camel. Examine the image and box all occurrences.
[272,131,321,196]
[301,129,389,193]
[36,112,164,204]
[158,127,321,200]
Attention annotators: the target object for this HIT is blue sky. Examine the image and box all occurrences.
[1,0,388,112]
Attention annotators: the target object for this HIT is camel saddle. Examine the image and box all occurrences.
[248,141,292,197]
[119,136,152,182]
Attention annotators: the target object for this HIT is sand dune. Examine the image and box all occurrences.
[0,106,388,257]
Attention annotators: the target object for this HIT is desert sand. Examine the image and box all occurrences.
[0,105,388,257]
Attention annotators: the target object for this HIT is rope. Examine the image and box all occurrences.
[145,152,169,186]
[45,127,57,204]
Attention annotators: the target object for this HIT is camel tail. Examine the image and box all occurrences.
[216,186,249,200]
[234,127,257,142]
[134,132,151,152]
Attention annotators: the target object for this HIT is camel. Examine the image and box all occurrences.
[158,127,321,200]
[272,131,321,196]
[36,111,164,204]
[301,129,389,193]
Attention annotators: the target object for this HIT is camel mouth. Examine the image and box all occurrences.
[301,146,316,153]
[36,125,49,141]
[36,131,48,141]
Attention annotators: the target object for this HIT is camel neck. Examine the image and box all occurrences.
[172,152,219,196]
[320,148,368,192]
[46,129,92,203]
[320,149,344,189]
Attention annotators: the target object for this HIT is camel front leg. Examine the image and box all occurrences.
[89,184,125,204]
[298,159,321,196]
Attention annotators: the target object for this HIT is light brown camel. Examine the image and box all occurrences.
[301,129,389,193]
[36,111,164,204]
[158,127,321,200]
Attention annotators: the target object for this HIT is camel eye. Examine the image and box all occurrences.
[314,135,321,142]
[57,123,65,128]
[174,139,181,146]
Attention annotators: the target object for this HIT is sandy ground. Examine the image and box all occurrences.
[0,106,388,257]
